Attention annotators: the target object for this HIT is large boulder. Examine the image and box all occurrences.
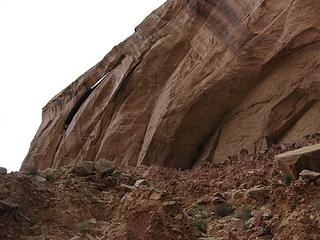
[72,161,95,176]
[21,0,320,171]
[94,158,114,175]
[275,144,320,178]
[0,167,7,175]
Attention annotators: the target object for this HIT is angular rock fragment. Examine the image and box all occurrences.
[34,175,47,183]
[72,161,95,176]
[134,179,150,188]
[275,144,320,178]
[94,159,114,175]
[42,168,60,182]
[212,197,227,205]
[299,170,320,181]
[246,185,269,201]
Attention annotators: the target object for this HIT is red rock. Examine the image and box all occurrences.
[21,0,320,171]
[149,192,162,200]
[276,144,320,178]
[212,197,227,205]
[72,161,95,176]
[213,192,225,200]
[94,158,114,175]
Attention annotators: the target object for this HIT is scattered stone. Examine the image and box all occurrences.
[111,170,122,179]
[279,211,300,229]
[42,168,60,182]
[299,170,320,181]
[213,192,225,199]
[24,166,39,176]
[0,167,7,175]
[252,210,263,226]
[257,225,273,237]
[70,236,81,240]
[134,179,150,188]
[120,184,136,191]
[246,185,269,201]
[73,161,95,176]
[212,197,227,205]
[94,159,114,175]
[149,192,162,200]
[261,207,272,220]
[163,201,177,207]
[30,224,42,236]
[87,218,97,225]
[244,218,255,229]
[35,175,47,183]
[228,217,243,229]
[225,189,244,201]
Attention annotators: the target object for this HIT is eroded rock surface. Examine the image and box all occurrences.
[22,0,320,170]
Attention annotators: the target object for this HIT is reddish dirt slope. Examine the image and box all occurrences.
[2,134,320,239]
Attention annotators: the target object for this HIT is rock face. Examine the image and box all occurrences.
[21,0,320,171]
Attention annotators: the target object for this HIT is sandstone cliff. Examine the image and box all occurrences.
[22,0,320,171]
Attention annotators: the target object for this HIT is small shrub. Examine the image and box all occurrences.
[26,166,38,176]
[190,218,207,233]
[76,220,91,233]
[281,174,293,186]
[235,207,253,221]
[186,205,206,217]
[44,174,54,182]
[214,203,234,217]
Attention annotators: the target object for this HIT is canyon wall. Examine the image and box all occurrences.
[21,0,320,170]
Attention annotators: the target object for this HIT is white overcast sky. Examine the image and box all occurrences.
[0,0,165,172]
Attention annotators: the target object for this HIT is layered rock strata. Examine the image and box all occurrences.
[22,0,320,170]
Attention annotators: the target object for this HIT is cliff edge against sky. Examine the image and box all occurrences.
[22,0,320,171]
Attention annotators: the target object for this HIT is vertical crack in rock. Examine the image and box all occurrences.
[64,88,93,130]
[49,73,109,168]
[63,68,115,130]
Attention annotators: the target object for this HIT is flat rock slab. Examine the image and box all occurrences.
[275,144,320,178]
[299,170,320,181]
